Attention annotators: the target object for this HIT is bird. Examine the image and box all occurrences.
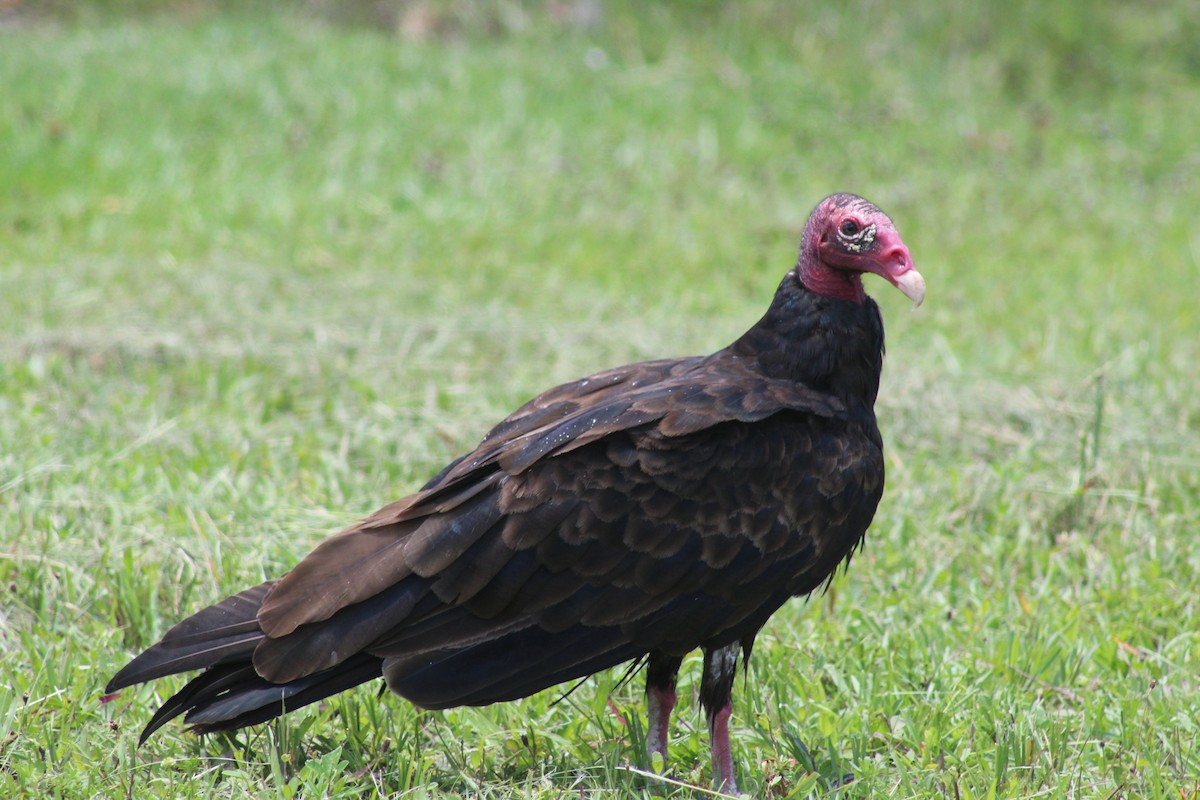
[106,192,924,793]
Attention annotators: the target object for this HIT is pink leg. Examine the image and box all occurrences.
[701,643,741,792]
[709,701,737,793]
[645,684,677,766]
[645,653,681,771]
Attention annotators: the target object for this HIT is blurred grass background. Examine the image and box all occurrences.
[1,1,1198,797]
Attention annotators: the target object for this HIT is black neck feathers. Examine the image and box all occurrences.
[730,272,885,406]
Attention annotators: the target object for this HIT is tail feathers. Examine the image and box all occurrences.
[138,653,384,744]
[107,581,276,693]
[138,663,252,744]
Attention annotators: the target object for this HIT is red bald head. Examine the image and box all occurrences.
[795,193,925,307]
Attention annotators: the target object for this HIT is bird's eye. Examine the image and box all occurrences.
[839,219,860,237]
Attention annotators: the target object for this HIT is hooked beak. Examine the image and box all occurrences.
[868,229,925,307]
[892,269,926,308]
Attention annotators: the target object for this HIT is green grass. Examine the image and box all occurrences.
[2,0,1199,797]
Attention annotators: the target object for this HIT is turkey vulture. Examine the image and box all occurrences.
[106,192,924,792]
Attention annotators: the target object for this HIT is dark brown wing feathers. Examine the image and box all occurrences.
[255,354,847,638]
[108,581,275,690]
